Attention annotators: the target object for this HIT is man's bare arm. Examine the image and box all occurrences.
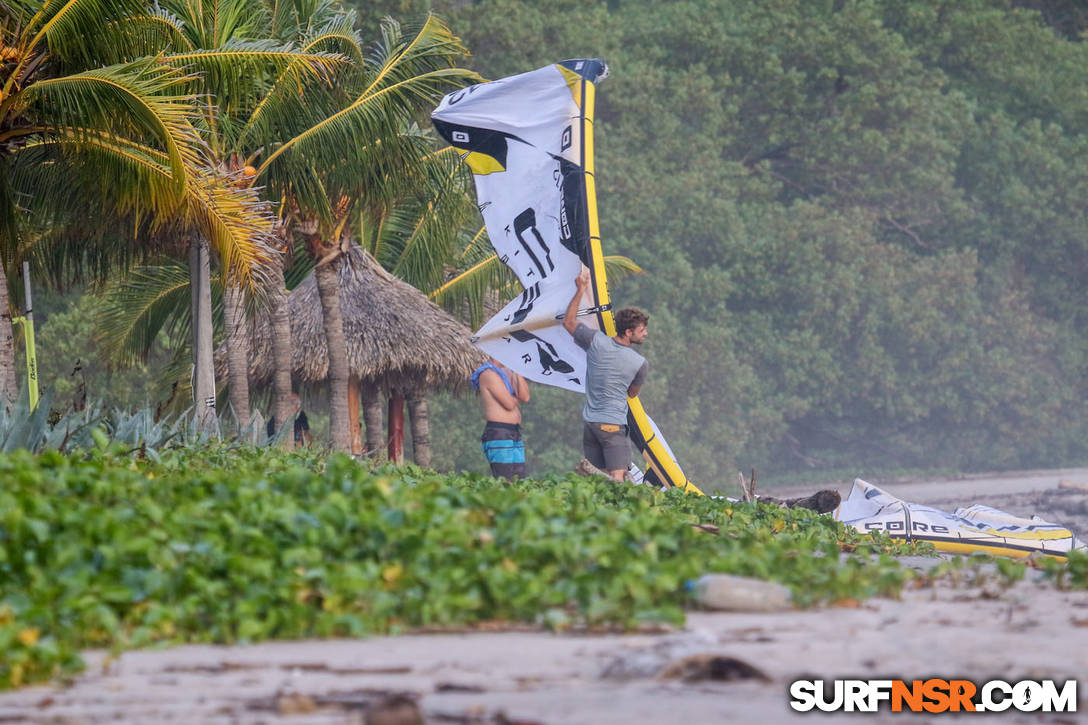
[563,268,591,335]
[509,371,530,403]
[627,361,647,398]
[482,371,519,411]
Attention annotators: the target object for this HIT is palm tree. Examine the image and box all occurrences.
[112,0,467,448]
[247,15,480,452]
[0,0,274,410]
[54,9,477,453]
[107,0,352,432]
[32,0,354,434]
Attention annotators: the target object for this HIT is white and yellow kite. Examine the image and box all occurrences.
[433,60,701,494]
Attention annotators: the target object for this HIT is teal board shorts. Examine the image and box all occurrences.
[481,421,526,480]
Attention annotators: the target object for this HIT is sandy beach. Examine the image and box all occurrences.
[2,469,1086,724]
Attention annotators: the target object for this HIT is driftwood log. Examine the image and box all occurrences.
[757,489,842,513]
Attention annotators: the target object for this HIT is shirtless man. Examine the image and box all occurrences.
[563,268,649,482]
[471,357,531,480]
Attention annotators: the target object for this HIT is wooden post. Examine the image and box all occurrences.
[362,380,384,456]
[348,375,363,456]
[387,393,404,463]
[407,391,431,468]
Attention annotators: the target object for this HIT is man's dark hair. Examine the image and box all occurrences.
[615,307,649,337]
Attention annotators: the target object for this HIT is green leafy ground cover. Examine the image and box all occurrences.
[0,446,1079,690]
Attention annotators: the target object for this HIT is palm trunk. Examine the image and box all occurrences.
[190,238,217,435]
[313,255,351,452]
[0,261,17,406]
[268,259,295,449]
[362,380,384,456]
[223,283,250,430]
[407,391,431,468]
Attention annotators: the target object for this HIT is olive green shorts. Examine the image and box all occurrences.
[582,421,631,471]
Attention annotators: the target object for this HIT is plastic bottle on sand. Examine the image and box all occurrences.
[688,573,793,612]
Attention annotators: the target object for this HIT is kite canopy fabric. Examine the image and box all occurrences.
[433,60,701,494]
[835,480,1086,559]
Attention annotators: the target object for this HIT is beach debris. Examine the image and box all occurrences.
[366,694,424,725]
[759,489,841,513]
[659,654,771,683]
[689,574,793,612]
[436,682,487,693]
[575,458,609,478]
[738,469,757,502]
[276,692,317,715]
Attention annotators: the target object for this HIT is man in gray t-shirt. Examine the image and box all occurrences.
[563,268,649,481]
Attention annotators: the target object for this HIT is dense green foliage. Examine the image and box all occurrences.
[0,445,923,688]
[384,0,1088,485]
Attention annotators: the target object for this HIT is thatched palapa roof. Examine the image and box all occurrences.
[247,245,483,393]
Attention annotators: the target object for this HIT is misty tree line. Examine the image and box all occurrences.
[409,0,1087,485]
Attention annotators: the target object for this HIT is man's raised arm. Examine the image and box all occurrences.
[563,268,592,336]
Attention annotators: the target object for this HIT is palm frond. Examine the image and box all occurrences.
[238,22,361,152]
[17,0,152,71]
[170,40,351,150]
[101,7,195,64]
[24,58,204,192]
[95,259,224,366]
[11,157,177,287]
[382,149,477,291]
[364,15,480,108]
[603,254,644,280]
[296,13,363,62]
[11,132,191,224]
[21,219,166,289]
[254,14,480,198]
[162,0,266,50]
[2,0,33,30]
[14,132,277,284]
[429,251,517,329]
[183,165,279,286]
[265,115,436,221]
[168,41,349,81]
[282,236,313,288]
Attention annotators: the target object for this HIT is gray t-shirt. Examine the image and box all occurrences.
[573,323,648,425]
